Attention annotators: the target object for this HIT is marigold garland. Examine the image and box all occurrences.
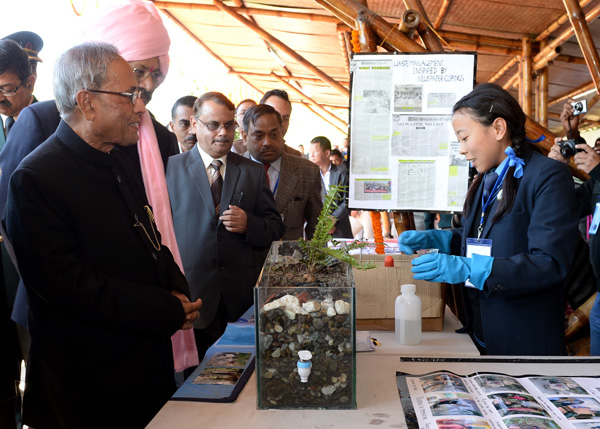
[370,211,385,254]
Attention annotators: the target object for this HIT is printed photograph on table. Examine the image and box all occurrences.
[474,374,528,394]
[205,352,252,368]
[427,392,483,417]
[421,372,470,394]
[488,392,549,418]
[548,396,600,420]
[573,421,600,428]
[434,418,491,429]
[502,416,560,429]
[193,367,244,386]
[530,377,590,396]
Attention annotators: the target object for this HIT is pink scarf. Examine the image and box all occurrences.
[83,0,198,372]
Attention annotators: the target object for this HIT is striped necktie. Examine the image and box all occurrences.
[210,160,223,216]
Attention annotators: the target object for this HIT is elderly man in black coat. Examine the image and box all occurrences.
[4,42,202,429]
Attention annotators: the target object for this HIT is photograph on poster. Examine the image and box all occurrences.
[394,84,423,112]
[364,89,391,114]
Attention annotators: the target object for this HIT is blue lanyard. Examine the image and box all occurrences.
[478,161,510,238]
[272,172,280,196]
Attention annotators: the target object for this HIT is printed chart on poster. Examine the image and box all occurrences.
[348,52,476,211]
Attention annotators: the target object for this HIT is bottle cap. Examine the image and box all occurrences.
[401,284,416,294]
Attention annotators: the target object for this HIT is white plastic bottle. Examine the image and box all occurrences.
[395,284,422,345]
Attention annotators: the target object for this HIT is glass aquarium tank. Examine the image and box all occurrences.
[254,241,356,409]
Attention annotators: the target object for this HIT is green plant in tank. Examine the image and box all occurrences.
[297,185,376,276]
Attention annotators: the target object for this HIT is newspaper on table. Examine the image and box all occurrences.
[397,370,600,429]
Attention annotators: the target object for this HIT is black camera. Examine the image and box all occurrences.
[558,139,583,158]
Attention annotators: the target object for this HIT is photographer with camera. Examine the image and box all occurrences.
[548,98,600,356]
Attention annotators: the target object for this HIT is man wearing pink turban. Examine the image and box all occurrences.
[82,0,201,376]
[0,0,200,399]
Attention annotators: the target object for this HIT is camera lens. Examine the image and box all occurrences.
[559,139,578,158]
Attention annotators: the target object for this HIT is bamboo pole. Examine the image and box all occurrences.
[152,1,341,23]
[437,30,525,49]
[343,30,353,63]
[271,72,349,130]
[503,72,519,90]
[522,37,533,116]
[356,10,378,52]
[403,0,443,51]
[538,40,549,127]
[447,40,521,57]
[338,29,351,76]
[535,0,594,42]
[318,0,426,52]
[229,70,350,87]
[533,3,600,72]
[549,81,596,106]
[562,0,600,93]
[159,9,263,96]
[433,0,452,29]
[301,102,348,134]
[213,0,350,98]
[314,0,355,27]
[556,54,588,66]
[488,56,519,83]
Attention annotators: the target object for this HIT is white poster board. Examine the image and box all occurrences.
[348,52,476,212]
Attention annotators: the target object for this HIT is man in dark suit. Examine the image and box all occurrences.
[4,41,201,428]
[242,104,322,240]
[167,92,285,359]
[0,40,37,148]
[309,136,353,238]
[260,89,302,157]
[0,0,180,332]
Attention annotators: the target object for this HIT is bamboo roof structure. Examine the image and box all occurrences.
[151,0,600,140]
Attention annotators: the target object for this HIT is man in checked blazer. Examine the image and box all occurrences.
[166,92,284,358]
[242,104,323,240]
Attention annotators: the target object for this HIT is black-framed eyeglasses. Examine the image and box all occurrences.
[195,117,236,132]
[0,81,25,97]
[132,67,165,85]
[87,89,143,106]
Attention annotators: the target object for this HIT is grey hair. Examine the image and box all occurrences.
[53,41,121,119]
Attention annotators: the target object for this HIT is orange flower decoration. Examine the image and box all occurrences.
[370,211,385,254]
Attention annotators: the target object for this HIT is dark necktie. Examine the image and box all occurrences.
[210,160,223,216]
[483,172,498,201]
[4,116,15,136]
[263,163,271,188]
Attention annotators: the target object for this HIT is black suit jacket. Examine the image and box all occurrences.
[5,121,188,428]
[167,149,285,329]
[329,163,353,238]
[1,100,179,327]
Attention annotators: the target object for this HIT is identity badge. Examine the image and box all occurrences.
[465,238,492,288]
[589,203,600,235]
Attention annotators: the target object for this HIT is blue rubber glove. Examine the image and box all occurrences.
[411,253,494,290]
[398,229,453,255]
